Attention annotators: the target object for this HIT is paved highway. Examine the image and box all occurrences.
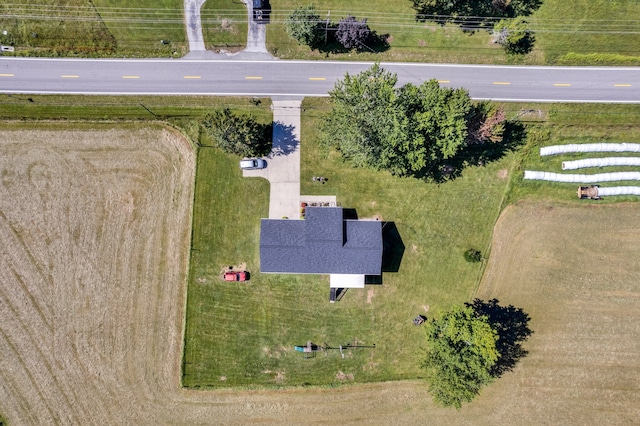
[1,57,639,102]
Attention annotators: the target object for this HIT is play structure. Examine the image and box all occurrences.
[562,157,640,170]
[294,341,376,359]
[541,143,640,156]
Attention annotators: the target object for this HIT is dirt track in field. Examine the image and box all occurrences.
[2,128,639,424]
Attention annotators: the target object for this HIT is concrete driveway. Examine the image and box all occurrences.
[243,98,302,219]
[184,0,206,52]
[183,0,273,60]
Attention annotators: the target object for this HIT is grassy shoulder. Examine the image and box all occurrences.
[266,0,640,66]
[0,0,248,58]
[0,1,188,57]
[201,0,247,52]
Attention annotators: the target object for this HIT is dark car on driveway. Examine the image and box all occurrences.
[252,0,270,22]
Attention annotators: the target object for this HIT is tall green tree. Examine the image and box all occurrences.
[201,108,271,157]
[412,0,542,26]
[322,64,474,178]
[285,5,323,47]
[322,64,399,170]
[421,305,499,408]
[492,19,535,55]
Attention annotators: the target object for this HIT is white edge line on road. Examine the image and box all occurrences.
[1,90,639,104]
[2,57,640,71]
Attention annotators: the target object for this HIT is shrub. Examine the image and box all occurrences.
[463,248,482,263]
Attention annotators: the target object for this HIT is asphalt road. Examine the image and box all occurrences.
[1,57,639,102]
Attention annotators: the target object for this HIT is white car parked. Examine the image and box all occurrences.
[240,158,267,170]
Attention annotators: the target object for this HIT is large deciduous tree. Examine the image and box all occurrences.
[201,108,271,157]
[421,305,499,408]
[492,19,535,55]
[335,16,372,51]
[412,0,542,27]
[285,5,323,47]
[322,64,483,178]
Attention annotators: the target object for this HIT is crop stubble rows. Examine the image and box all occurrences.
[0,127,198,423]
[477,201,640,424]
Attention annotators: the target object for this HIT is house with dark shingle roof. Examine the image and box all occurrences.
[260,206,383,288]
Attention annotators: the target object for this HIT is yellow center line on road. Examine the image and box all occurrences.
[309,77,326,81]
[437,80,450,84]
[245,76,263,80]
[493,81,510,85]
[184,75,201,79]
[614,84,632,87]
[61,75,79,78]
[0,73,14,77]
[553,83,571,87]
[122,75,140,79]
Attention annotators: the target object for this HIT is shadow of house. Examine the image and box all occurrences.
[365,221,404,285]
[270,121,298,157]
[381,222,404,273]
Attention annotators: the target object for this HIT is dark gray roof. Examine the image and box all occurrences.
[260,207,383,275]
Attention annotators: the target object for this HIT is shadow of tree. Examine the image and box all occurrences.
[466,298,533,377]
[269,120,299,157]
[311,25,390,54]
[426,119,527,183]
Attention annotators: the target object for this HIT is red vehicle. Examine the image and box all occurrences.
[224,271,248,282]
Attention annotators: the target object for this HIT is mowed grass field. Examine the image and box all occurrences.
[201,0,248,52]
[475,201,640,423]
[266,0,640,65]
[1,0,638,63]
[0,0,187,57]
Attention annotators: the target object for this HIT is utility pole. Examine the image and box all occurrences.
[325,10,330,44]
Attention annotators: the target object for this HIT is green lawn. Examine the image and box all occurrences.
[505,103,640,204]
[531,0,640,65]
[92,0,187,56]
[182,97,516,387]
[266,0,506,63]
[0,1,188,57]
[266,0,640,65]
[201,0,247,51]
[0,0,251,57]
[2,0,639,63]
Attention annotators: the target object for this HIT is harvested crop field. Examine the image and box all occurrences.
[476,201,640,424]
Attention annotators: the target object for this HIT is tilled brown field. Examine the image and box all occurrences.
[3,127,639,424]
